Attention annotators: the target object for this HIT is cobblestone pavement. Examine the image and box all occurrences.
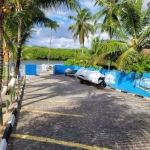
[7,75,150,150]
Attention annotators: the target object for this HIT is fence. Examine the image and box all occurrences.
[18,64,150,98]
[54,65,150,98]
[19,64,54,76]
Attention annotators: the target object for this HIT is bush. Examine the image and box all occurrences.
[124,56,150,73]
[6,87,14,95]
[21,46,88,61]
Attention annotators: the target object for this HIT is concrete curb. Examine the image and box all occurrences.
[108,86,150,100]
[0,79,25,150]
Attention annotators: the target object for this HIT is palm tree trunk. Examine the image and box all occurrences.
[5,62,9,86]
[15,19,22,78]
[11,53,15,77]
[108,35,112,70]
[1,61,9,95]
[4,48,9,86]
[0,19,3,90]
[82,43,84,54]
[48,28,52,66]
[0,8,4,126]
[8,52,16,88]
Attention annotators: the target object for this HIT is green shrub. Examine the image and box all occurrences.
[6,87,14,95]
[21,46,88,61]
[124,56,150,73]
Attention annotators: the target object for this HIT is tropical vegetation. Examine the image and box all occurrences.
[0,0,80,125]
[91,0,150,72]
[45,20,59,65]
[68,8,94,53]
[21,46,86,60]
[0,0,149,126]
[66,0,150,73]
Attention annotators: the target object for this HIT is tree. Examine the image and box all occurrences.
[8,0,79,77]
[0,0,80,126]
[90,36,103,65]
[45,20,59,66]
[34,0,79,9]
[2,30,15,95]
[68,8,94,53]
[93,0,122,39]
[94,0,150,70]
[0,0,12,125]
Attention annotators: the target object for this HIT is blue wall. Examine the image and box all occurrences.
[100,69,150,97]
[54,65,150,98]
[25,65,37,75]
[54,65,81,75]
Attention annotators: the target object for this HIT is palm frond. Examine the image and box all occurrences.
[3,32,15,53]
[34,0,80,10]
[96,40,129,55]
[138,25,150,48]
[116,47,138,70]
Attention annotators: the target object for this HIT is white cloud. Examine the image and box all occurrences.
[143,0,150,9]
[26,0,149,49]
[27,0,98,49]
[80,0,99,14]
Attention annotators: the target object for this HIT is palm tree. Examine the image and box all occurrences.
[0,1,12,125]
[93,0,126,69]
[1,31,15,95]
[90,36,103,64]
[45,20,59,66]
[9,2,48,78]
[0,0,80,126]
[9,0,80,77]
[93,0,122,39]
[34,0,79,9]
[95,0,150,70]
[0,0,79,84]
[68,8,94,53]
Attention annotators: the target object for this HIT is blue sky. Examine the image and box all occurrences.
[26,0,149,49]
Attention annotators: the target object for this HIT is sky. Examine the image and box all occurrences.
[26,0,150,49]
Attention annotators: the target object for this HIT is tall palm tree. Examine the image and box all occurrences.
[90,36,103,64]
[93,0,127,69]
[0,0,80,85]
[9,0,80,77]
[68,8,94,53]
[0,0,80,126]
[3,13,34,89]
[1,31,15,95]
[45,20,59,66]
[0,1,12,125]
[95,0,150,70]
[93,0,122,39]
[8,1,48,78]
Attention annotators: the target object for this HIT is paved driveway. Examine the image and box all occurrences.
[7,75,150,150]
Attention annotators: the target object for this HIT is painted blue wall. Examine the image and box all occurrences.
[54,65,150,98]
[25,65,37,75]
[54,65,81,75]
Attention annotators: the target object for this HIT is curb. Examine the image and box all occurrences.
[108,86,150,100]
[0,80,25,150]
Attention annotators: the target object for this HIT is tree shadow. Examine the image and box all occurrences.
[7,75,150,150]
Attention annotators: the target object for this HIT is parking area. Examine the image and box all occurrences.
[7,75,150,150]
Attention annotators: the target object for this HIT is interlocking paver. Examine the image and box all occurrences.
[7,75,150,150]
